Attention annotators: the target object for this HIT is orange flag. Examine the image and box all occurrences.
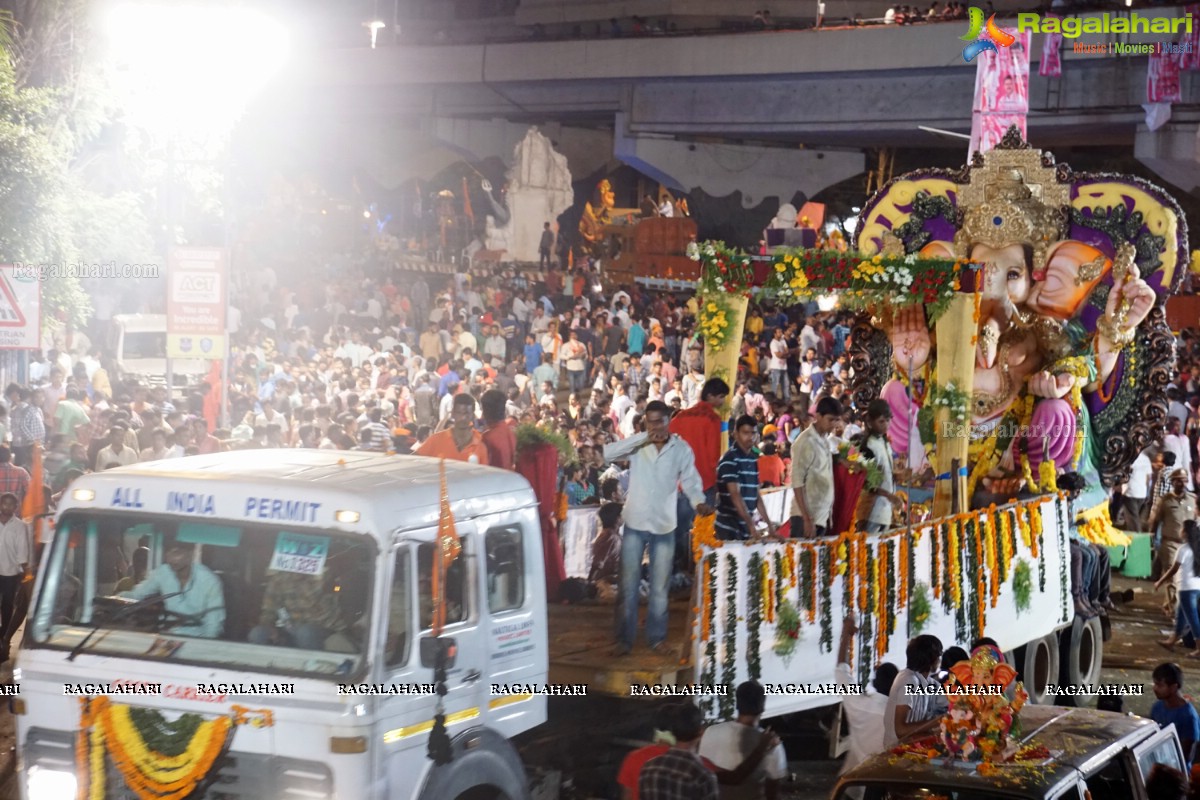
[432,459,461,636]
[461,177,475,227]
[21,442,43,521]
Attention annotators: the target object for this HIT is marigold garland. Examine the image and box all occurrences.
[948,518,962,609]
[77,696,233,800]
[691,513,722,564]
[931,523,942,600]
[898,532,909,608]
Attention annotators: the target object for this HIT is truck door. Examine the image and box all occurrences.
[479,511,548,736]
[379,526,485,786]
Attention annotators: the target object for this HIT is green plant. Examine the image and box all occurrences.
[1013,559,1033,615]
[773,600,802,664]
[910,581,932,634]
[515,423,576,466]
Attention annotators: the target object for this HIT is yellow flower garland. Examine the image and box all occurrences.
[78,696,235,800]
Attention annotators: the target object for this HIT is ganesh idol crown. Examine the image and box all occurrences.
[851,128,1186,510]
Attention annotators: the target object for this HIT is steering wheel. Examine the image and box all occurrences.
[155,608,203,630]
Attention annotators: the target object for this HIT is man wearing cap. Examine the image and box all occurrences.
[1150,469,1198,585]
[122,540,225,638]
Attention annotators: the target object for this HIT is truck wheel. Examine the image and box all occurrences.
[1016,633,1059,705]
[1058,616,1103,706]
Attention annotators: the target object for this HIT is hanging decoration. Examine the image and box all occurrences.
[910,581,932,634]
[77,696,237,800]
[773,600,803,664]
[1012,559,1033,615]
[747,552,764,681]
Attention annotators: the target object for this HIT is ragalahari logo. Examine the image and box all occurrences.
[961,7,1016,61]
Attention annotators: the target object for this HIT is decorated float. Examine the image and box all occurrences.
[687,131,1188,720]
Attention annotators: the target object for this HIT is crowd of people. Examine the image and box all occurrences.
[1,250,1200,794]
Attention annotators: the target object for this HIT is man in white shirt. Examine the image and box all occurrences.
[1163,417,1194,491]
[768,328,790,401]
[698,681,788,800]
[603,401,713,655]
[790,396,841,538]
[0,492,29,661]
[1120,450,1153,532]
[95,425,139,470]
[883,634,947,748]
[836,616,898,774]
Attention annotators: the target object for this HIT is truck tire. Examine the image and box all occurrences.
[1058,616,1103,707]
[1016,633,1059,706]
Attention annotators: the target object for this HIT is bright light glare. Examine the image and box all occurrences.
[817,294,839,312]
[842,215,859,234]
[104,4,290,133]
[28,767,78,798]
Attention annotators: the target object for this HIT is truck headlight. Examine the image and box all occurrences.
[27,765,77,797]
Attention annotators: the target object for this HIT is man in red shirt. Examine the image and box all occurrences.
[668,378,729,576]
[616,703,779,800]
[479,389,515,470]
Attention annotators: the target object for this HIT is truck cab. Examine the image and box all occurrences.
[113,313,209,392]
[832,705,1187,800]
[17,451,548,800]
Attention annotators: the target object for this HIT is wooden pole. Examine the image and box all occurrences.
[932,286,979,518]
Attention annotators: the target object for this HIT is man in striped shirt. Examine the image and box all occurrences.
[715,415,776,541]
[361,408,392,452]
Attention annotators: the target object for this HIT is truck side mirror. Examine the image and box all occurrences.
[420,637,457,669]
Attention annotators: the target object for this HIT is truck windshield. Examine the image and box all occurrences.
[122,331,167,359]
[836,787,1022,799]
[29,512,375,680]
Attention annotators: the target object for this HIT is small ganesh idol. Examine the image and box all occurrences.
[940,645,1029,762]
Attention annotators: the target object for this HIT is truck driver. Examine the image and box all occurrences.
[121,541,226,638]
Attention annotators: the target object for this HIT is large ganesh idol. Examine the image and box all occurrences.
[853,130,1186,510]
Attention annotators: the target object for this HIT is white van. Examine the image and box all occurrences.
[16,450,548,800]
[113,313,209,391]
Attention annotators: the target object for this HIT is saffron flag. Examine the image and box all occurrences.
[432,459,462,636]
[969,29,1032,160]
[21,443,43,577]
[1039,18,1062,78]
[461,177,475,227]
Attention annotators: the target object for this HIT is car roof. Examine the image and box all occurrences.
[838,705,1158,796]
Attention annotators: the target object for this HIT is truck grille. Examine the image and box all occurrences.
[25,728,334,799]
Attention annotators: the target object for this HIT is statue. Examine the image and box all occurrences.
[579,178,616,257]
[769,203,798,229]
[479,128,574,262]
[940,646,1028,762]
[856,128,1186,508]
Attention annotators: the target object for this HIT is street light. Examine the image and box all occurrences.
[365,20,386,49]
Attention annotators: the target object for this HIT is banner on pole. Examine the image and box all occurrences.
[969,29,1032,160]
[167,247,227,360]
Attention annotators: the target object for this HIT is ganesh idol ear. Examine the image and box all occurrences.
[948,662,974,684]
[992,662,1018,689]
[1028,241,1111,320]
[919,241,955,261]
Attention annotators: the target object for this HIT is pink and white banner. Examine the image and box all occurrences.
[969,29,1032,160]
[1039,17,1062,78]
[1148,50,1183,103]
[1181,5,1200,70]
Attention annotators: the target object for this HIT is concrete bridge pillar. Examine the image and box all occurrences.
[1135,122,1200,195]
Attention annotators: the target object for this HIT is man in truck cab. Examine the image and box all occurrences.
[249,568,344,650]
[121,540,225,638]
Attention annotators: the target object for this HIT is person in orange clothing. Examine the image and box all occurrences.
[415,393,489,465]
[758,440,785,488]
[668,378,729,577]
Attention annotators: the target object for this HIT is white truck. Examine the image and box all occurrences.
[113,313,210,393]
[17,450,548,800]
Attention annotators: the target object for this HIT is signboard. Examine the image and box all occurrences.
[0,265,41,350]
[969,29,1032,160]
[166,247,226,359]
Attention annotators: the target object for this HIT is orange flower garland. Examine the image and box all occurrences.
[948,518,962,609]
[78,696,233,800]
[700,560,713,642]
[988,513,1001,609]
[877,545,889,660]
[932,523,942,599]
[857,533,869,613]
[691,513,722,564]
[762,559,775,624]
[898,532,909,607]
